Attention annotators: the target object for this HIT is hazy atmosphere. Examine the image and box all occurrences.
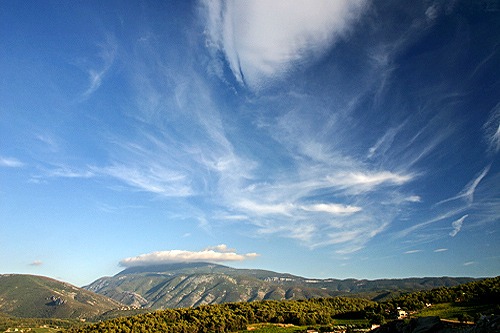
[1,0,499,287]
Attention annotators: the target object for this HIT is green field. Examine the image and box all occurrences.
[2,327,62,333]
[0,316,85,333]
[413,302,497,321]
[244,320,371,333]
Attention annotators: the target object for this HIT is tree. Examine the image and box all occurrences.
[457,313,473,323]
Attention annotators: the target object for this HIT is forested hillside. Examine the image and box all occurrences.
[68,297,373,333]
[363,276,500,322]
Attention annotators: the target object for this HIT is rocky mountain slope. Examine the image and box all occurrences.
[84,270,341,309]
[0,274,135,320]
[83,262,477,309]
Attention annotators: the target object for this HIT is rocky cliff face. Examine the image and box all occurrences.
[47,296,66,306]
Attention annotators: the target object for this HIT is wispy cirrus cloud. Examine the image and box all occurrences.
[44,167,94,178]
[436,165,490,206]
[0,156,24,167]
[395,206,469,239]
[28,165,94,183]
[483,102,500,154]
[55,1,492,259]
[81,34,118,98]
[449,214,468,237]
[119,245,259,267]
[367,121,407,159]
[327,171,413,192]
[93,163,193,197]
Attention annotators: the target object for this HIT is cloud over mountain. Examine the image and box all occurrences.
[119,246,259,267]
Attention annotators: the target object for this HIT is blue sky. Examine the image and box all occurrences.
[1,0,499,287]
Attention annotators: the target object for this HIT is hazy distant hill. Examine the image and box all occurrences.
[83,262,478,309]
[0,274,140,321]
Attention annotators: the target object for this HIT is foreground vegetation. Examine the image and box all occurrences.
[362,276,500,323]
[67,297,373,333]
[0,315,86,332]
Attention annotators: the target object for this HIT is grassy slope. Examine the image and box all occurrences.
[414,302,498,321]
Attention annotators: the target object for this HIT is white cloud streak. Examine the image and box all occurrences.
[0,156,24,167]
[119,246,259,267]
[45,167,94,178]
[82,34,117,98]
[436,165,490,205]
[300,203,362,215]
[94,163,192,197]
[449,214,468,237]
[484,102,500,154]
[368,121,407,159]
[327,171,413,191]
[395,206,468,239]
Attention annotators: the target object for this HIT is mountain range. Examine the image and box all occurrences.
[0,263,480,320]
[82,262,478,310]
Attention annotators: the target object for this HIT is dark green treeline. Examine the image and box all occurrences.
[68,297,373,333]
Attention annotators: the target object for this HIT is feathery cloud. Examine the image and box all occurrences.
[449,214,468,237]
[94,163,193,197]
[483,102,500,154]
[436,165,490,205]
[45,167,94,178]
[0,156,24,167]
[119,247,259,267]
[327,171,413,193]
[82,34,117,98]
[395,206,468,239]
[368,122,407,159]
[434,248,448,252]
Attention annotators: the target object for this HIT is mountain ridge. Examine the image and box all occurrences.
[83,262,479,309]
